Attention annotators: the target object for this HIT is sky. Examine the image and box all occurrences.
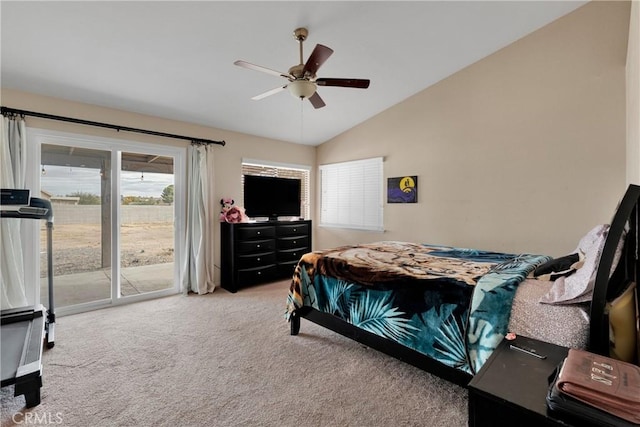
[41,165,174,198]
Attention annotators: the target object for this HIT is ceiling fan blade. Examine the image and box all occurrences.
[234,60,291,79]
[308,92,326,109]
[316,78,370,89]
[252,85,287,100]
[303,44,334,77]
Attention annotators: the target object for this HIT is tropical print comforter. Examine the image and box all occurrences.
[286,241,550,374]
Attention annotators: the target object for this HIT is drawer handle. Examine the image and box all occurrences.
[293,240,297,244]
[257,257,261,261]
[257,271,261,275]
[257,231,261,235]
[293,228,297,232]
[257,244,261,248]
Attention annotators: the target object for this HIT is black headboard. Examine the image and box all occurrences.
[589,184,639,357]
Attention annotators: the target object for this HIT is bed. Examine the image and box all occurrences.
[286,184,639,386]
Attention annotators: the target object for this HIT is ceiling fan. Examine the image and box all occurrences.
[234,27,370,109]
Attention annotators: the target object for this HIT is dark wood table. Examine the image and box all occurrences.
[468,335,574,426]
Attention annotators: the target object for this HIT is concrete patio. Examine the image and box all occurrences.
[40,262,175,308]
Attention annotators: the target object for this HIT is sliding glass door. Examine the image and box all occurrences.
[29,130,184,315]
[39,144,113,308]
[119,152,175,297]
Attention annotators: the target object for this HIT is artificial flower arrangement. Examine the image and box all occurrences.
[219,198,248,223]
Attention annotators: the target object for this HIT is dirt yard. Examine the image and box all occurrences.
[40,223,174,276]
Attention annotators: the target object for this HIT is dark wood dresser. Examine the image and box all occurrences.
[220,220,311,292]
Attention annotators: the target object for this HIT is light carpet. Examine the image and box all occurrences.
[1,280,468,426]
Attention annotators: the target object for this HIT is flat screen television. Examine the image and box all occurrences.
[243,175,301,220]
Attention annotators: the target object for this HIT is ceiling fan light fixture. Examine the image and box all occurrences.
[288,80,316,99]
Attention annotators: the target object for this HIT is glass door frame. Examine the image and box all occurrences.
[26,128,186,316]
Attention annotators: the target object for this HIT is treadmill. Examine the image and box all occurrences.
[1,189,55,407]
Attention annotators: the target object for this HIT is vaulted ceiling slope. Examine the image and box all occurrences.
[1,1,586,146]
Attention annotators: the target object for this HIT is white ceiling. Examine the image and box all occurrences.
[1,1,587,146]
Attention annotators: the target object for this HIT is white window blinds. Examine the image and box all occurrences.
[319,157,383,231]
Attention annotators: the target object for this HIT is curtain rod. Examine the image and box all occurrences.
[0,106,226,146]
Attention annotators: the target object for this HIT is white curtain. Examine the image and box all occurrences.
[181,143,216,294]
[1,115,28,309]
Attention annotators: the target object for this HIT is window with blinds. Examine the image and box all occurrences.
[319,157,384,231]
[241,160,310,220]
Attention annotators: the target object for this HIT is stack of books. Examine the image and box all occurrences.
[547,348,640,426]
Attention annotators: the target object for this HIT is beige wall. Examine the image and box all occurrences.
[316,1,630,257]
[628,0,640,185]
[0,89,316,284]
[1,1,632,273]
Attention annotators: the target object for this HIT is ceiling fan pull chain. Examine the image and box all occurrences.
[300,101,304,145]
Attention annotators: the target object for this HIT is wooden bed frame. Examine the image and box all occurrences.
[290,184,640,386]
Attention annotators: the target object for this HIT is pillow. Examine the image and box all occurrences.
[608,282,637,363]
[540,223,628,305]
[533,253,581,281]
[540,225,609,305]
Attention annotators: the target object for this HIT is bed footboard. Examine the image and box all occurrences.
[291,307,473,386]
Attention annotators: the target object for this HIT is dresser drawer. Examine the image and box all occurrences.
[236,238,276,254]
[277,223,309,237]
[277,235,309,250]
[277,261,299,278]
[238,251,277,268]
[236,225,276,241]
[237,264,277,284]
[277,248,307,263]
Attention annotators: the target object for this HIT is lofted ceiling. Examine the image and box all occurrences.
[1,1,587,146]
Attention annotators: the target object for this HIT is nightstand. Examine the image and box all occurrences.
[468,335,573,427]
